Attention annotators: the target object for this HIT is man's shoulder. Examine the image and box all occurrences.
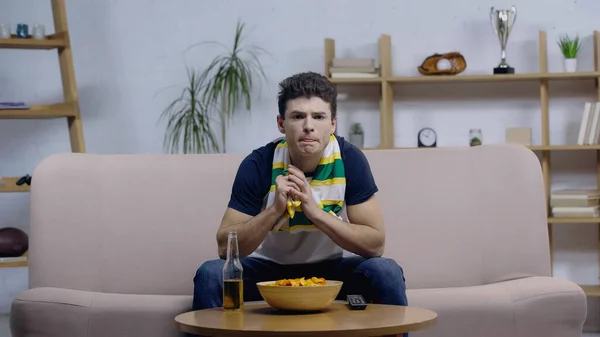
[336,135,367,163]
[244,138,278,165]
[236,138,279,181]
[227,139,278,216]
[335,135,378,206]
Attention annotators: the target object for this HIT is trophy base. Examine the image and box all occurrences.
[493,66,515,74]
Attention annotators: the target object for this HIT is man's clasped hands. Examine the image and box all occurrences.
[274,165,321,220]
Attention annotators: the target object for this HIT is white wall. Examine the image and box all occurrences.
[1,0,600,326]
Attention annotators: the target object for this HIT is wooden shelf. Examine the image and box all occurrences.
[0,32,67,50]
[361,145,600,151]
[0,177,30,192]
[327,72,600,85]
[327,30,600,300]
[580,285,600,296]
[328,77,383,84]
[387,71,600,84]
[0,102,77,119]
[0,251,28,268]
[529,145,600,151]
[548,217,600,224]
[0,258,28,268]
[0,1,85,275]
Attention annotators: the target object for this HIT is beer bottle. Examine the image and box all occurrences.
[222,231,243,310]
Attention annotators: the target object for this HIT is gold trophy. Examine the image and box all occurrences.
[490,5,517,74]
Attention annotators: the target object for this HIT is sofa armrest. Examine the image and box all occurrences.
[496,276,587,337]
[407,276,587,337]
[10,287,192,337]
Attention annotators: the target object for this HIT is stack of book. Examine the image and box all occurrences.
[329,58,379,79]
[550,189,600,218]
[0,102,29,110]
[577,101,600,145]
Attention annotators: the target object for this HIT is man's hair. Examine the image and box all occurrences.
[277,72,337,119]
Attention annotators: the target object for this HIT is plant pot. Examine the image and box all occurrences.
[564,58,577,73]
[349,133,364,148]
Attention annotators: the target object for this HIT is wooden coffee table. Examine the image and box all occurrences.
[175,302,437,337]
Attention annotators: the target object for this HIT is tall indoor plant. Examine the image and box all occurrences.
[160,67,220,154]
[161,19,269,154]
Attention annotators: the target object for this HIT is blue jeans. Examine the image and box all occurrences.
[192,256,408,336]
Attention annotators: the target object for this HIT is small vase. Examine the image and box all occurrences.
[16,23,28,38]
[469,128,482,146]
[564,58,577,73]
[349,133,364,149]
[32,24,45,40]
[0,24,10,39]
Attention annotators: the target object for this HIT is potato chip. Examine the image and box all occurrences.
[267,277,327,286]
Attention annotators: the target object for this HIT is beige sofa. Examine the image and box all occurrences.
[10,144,587,337]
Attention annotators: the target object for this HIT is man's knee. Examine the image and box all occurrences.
[358,257,405,282]
[192,259,225,311]
[358,257,408,306]
[194,259,224,286]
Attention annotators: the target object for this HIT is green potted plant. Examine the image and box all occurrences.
[557,34,582,73]
[160,19,269,154]
[349,122,364,148]
[469,128,483,146]
[160,67,220,154]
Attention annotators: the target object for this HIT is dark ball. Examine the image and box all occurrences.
[0,227,29,257]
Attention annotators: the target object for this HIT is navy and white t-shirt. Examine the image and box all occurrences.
[227,135,379,264]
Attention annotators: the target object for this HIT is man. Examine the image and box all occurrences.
[192,71,407,312]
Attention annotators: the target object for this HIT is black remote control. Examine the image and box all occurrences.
[346,294,367,310]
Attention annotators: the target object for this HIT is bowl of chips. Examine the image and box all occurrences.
[256,277,343,311]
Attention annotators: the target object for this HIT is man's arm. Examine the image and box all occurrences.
[311,195,385,257]
[216,206,282,259]
[215,151,277,259]
[287,164,385,258]
[286,142,385,257]
[216,149,299,258]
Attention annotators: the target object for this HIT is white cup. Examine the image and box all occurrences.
[32,24,45,39]
[0,23,10,39]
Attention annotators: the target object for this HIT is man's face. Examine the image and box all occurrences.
[277,96,336,157]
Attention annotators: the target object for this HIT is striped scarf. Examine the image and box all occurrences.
[267,134,346,233]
